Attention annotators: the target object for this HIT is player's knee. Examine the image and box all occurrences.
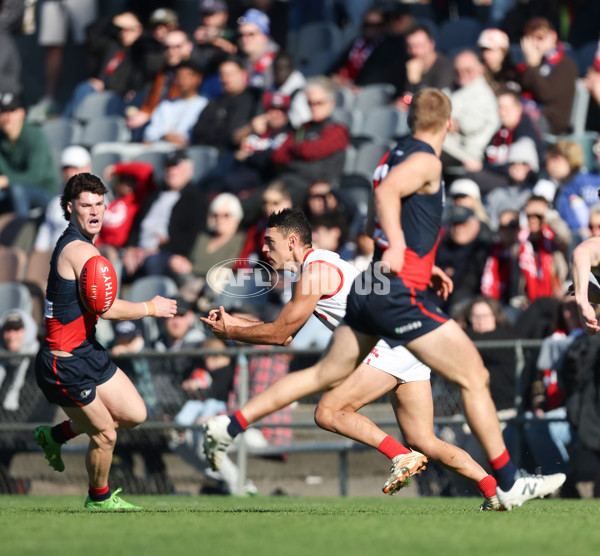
[403,432,436,455]
[457,364,490,392]
[313,404,335,432]
[96,427,117,449]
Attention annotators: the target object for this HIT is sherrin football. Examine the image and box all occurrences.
[79,255,117,314]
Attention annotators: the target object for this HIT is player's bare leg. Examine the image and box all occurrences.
[63,368,146,509]
[314,365,430,494]
[244,326,377,423]
[391,380,500,508]
[406,320,565,509]
[405,320,506,460]
[316,362,499,506]
[203,326,378,470]
[392,380,489,483]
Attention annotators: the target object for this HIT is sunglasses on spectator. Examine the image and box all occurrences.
[239,31,258,37]
[308,99,329,107]
[525,213,544,220]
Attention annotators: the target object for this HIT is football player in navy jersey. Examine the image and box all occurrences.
[311,88,566,510]
[33,173,176,510]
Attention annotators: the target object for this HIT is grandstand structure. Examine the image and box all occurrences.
[1,1,598,497]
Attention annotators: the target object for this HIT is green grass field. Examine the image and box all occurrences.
[2,496,599,556]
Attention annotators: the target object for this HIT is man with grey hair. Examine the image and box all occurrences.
[271,76,350,204]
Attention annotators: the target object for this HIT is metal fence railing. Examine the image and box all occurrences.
[0,339,549,495]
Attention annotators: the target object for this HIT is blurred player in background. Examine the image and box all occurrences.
[33,173,176,510]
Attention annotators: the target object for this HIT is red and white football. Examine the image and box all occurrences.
[79,255,118,314]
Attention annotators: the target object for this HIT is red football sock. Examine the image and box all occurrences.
[61,420,77,440]
[233,410,249,431]
[88,484,111,501]
[377,435,411,459]
[478,475,498,498]
[488,448,510,470]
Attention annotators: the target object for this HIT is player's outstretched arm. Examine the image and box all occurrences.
[102,295,177,320]
[200,263,336,344]
[571,238,600,334]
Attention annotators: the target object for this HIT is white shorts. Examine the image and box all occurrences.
[362,339,431,383]
[38,0,97,46]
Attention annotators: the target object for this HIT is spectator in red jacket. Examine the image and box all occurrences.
[271,76,349,204]
[96,160,156,255]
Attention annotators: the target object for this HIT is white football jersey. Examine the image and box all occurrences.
[301,249,360,331]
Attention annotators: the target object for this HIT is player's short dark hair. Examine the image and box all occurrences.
[61,173,108,221]
[266,208,312,246]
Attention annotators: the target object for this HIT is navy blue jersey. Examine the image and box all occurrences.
[44,224,98,354]
[371,135,445,290]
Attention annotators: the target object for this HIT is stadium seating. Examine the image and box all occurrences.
[186,145,220,185]
[351,106,402,145]
[80,116,131,149]
[0,282,33,316]
[0,246,27,283]
[293,21,344,71]
[90,151,122,181]
[437,17,482,55]
[73,91,125,123]
[351,142,389,181]
[352,83,396,112]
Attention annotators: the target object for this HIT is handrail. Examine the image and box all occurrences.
[1,338,548,495]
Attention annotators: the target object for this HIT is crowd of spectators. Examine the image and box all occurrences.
[2,0,600,496]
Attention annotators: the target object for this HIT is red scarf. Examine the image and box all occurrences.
[518,224,558,300]
[103,50,125,77]
[481,225,558,301]
[339,37,379,81]
[481,243,513,300]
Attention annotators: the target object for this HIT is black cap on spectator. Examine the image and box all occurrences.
[165,149,189,167]
[2,312,24,331]
[0,91,23,112]
[113,320,142,341]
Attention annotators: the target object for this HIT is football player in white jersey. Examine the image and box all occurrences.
[201,208,502,508]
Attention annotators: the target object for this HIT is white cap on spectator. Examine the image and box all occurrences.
[448,178,481,200]
[477,28,509,50]
[532,178,557,203]
[60,145,91,168]
[508,138,539,172]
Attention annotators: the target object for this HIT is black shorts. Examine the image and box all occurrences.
[35,344,117,408]
[344,272,448,347]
